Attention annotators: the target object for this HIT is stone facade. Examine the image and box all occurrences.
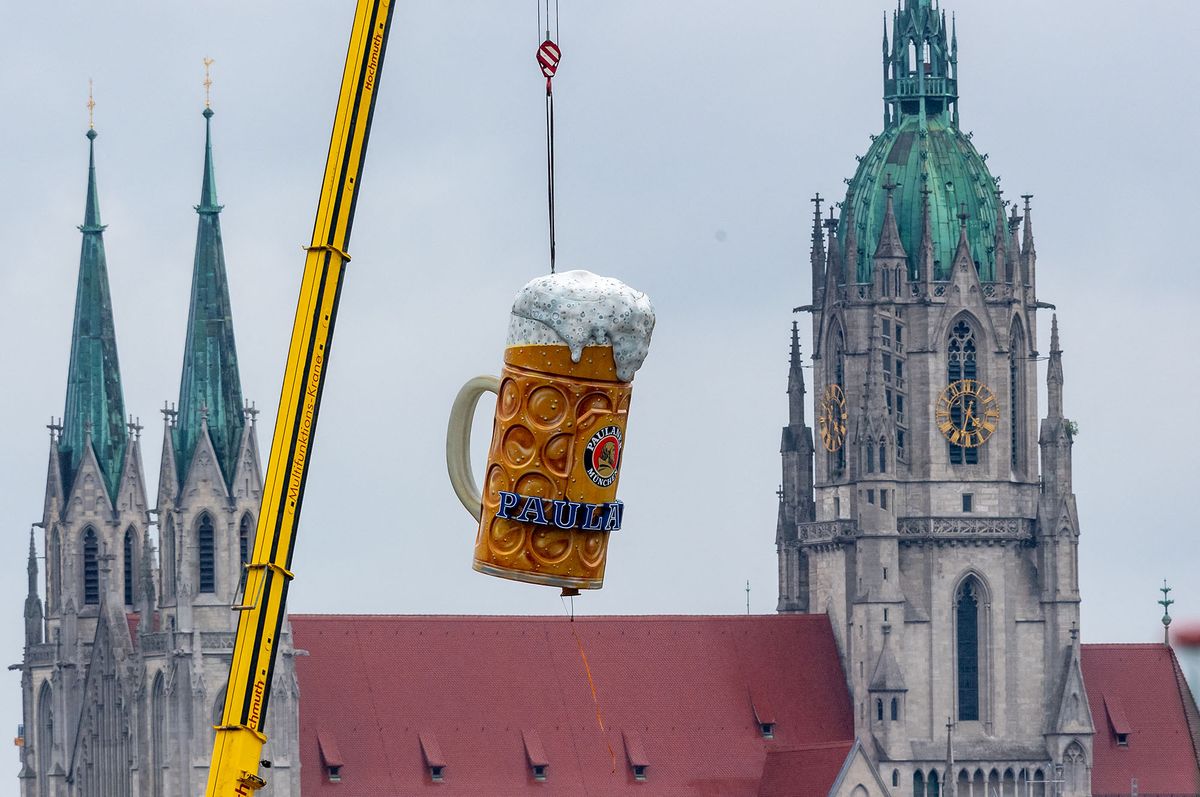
[776,2,1093,795]
[15,112,300,797]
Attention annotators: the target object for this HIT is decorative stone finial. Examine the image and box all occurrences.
[1160,581,1175,644]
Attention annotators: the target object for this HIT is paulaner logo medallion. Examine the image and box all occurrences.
[584,425,622,487]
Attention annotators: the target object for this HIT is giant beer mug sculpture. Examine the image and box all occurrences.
[447,270,655,592]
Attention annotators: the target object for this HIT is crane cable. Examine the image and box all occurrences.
[537,0,561,273]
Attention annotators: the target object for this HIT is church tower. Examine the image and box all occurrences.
[20,123,153,797]
[150,104,299,796]
[19,103,301,797]
[777,2,1094,793]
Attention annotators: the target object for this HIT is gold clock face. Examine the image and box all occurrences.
[936,379,1000,448]
[818,384,848,452]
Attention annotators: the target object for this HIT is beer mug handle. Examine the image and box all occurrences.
[446,375,501,521]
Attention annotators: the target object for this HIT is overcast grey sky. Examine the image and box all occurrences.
[2,0,1198,780]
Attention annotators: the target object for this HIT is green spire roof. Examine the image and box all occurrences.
[840,0,1001,283]
[61,128,128,501]
[174,107,244,485]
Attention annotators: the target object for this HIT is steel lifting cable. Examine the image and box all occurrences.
[537,0,561,273]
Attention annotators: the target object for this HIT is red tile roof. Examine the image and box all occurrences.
[1082,644,1200,796]
[757,741,854,797]
[291,614,854,796]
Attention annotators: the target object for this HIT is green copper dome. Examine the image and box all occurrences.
[839,0,1002,283]
[841,116,1001,283]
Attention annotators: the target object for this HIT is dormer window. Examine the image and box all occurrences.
[751,693,776,740]
[624,730,650,784]
[317,730,345,785]
[420,731,447,784]
[523,729,549,783]
[1116,733,1129,747]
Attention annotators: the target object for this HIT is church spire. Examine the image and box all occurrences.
[994,197,1009,283]
[1047,314,1063,419]
[811,194,826,303]
[1021,194,1037,293]
[24,529,43,647]
[61,125,129,501]
[874,176,908,261]
[788,321,806,427]
[918,185,936,285]
[1008,203,1024,287]
[174,104,244,486]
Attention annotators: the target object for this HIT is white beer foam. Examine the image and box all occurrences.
[507,270,655,382]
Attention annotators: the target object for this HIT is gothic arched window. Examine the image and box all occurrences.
[927,769,940,797]
[151,673,166,797]
[161,517,176,600]
[956,578,982,721]
[875,699,884,722]
[1063,743,1086,793]
[239,514,253,568]
[37,682,53,797]
[1009,319,1026,472]
[198,514,216,594]
[82,528,99,605]
[212,685,228,727]
[123,527,136,607]
[947,319,979,465]
[913,770,925,797]
[890,697,899,721]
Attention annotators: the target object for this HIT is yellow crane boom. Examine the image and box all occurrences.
[206,1,395,792]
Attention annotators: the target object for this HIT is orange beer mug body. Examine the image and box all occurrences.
[447,271,654,591]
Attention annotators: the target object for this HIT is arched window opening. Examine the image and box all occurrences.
[875,699,884,722]
[239,514,253,568]
[1009,320,1025,472]
[82,528,99,605]
[151,673,166,797]
[867,445,875,473]
[927,769,940,797]
[37,682,53,797]
[1063,743,1086,793]
[956,578,981,721]
[890,697,899,721]
[892,770,900,788]
[878,443,887,473]
[123,528,136,607]
[1032,768,1046,797]
[162,517,176,599]
[212,685,228,727]
[913,770,925,797]
[198,514,216,594]
[947,319,979,465]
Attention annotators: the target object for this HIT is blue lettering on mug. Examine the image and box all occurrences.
[495,491,623,532]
